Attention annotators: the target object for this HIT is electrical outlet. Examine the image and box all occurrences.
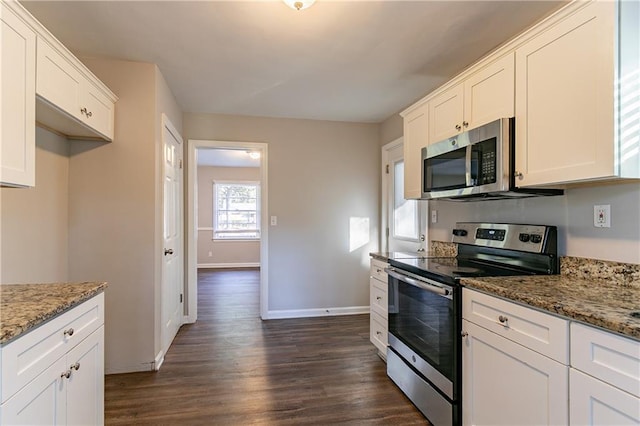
[270,216,277,226]
[208,251,212,257]
[594,205,611,228]
[431,210,438,224]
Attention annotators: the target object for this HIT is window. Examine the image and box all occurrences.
[213,181,260,240]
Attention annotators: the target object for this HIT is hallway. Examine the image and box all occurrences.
[105,268,426,424]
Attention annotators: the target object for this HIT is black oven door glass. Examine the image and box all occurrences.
[424,146,467,192]
[470,137,497,186]
[388,276,455,381]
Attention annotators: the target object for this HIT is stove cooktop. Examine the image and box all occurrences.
[389,256,536,284]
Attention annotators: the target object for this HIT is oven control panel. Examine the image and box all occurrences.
[452,222,556,254]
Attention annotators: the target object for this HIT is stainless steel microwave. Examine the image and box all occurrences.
[421,118,563,201]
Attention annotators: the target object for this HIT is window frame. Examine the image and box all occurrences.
[212,180,261,241]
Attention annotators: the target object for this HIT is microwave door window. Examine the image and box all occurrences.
[425,147,467,191]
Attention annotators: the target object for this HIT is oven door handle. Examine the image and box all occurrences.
[385,268,453,298]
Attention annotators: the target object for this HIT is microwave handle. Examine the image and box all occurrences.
[385,268,453,298]
[465,144,472,186]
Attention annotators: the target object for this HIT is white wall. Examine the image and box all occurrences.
[0,128,70,284]
[197,165,260,267]
[69,58,183,373]
[184,113,380,315]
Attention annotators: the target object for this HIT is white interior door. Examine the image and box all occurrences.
[161,115,184,359]
[384,142,426,253]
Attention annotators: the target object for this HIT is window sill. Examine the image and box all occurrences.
[212,238,260,242]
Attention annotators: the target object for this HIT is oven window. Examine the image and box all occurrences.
[388,277,455,381]
[424,147,467,192]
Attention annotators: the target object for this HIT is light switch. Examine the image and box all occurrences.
[270,216,277,226]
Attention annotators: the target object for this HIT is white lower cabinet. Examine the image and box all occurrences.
[0,294,105,425]
[369,258,389,358]
[570,368,640,426]
[462,288,569,425]
[462,320,568,425]
[569,322,640,426]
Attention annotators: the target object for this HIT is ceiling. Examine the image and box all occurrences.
[22,0,565,123]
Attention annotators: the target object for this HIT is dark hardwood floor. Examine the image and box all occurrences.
[105,268,427,425]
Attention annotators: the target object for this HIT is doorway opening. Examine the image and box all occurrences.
[381,137,427,253]
[186,140,268,323]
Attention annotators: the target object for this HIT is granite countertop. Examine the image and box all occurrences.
[461,274,640,340]
[0,282,107,345]
[371,241,458,262]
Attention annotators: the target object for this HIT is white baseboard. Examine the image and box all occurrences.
[154,350,165,371]
[197,262,260,269]
[105,361,155,375]
[264,305,369,320]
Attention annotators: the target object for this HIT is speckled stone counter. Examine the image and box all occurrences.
[370,241,457,262]
[0,282,107,345]
[461,257,640,340]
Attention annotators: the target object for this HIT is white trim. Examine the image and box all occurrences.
[264,306,370,320]
[154,350,165,371]
[187,139,269,323]
[198,262,260,269]
[106,362,155,375]
[381,137,403,252]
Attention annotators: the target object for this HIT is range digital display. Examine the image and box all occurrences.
[476,228,506,241]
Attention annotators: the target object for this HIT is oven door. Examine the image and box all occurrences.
[386,267,458,398]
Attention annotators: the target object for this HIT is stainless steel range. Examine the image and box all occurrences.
[385,222,559,426]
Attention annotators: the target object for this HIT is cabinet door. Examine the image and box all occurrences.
[464,53,515,130]
[66,327,104,426]
[428,83,463,144]
[1,3,36,187]
[514,1,615,187]
[570,368,640,426]
[462,320,568,426]
[0,357,67,425]
[403,103,428,199]
[36,38,83,121]
[79,80,114,141]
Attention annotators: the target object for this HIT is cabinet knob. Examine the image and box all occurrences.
[63,328,74,337]
[164,248,174,256]
[87,111,93,117]
[80,107,87,116]
[498,315,508,324]
[71,362,80,371]
[463,121,469,128]
[514,172,524,180]
[455,124,462,131]
[376,296,382,301]
[60,370,71,379]
[376,268,381,273]
[461,331,468,338]
[376,331,382,335]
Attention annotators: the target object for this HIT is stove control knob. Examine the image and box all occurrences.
[518,233,530,243]
[452,229,468,237]
[530,234,542,244]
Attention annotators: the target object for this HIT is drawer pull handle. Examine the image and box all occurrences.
[61,370,71,379]
[71,362,81,371]
[63,328,74,337]
[498,315,508,324]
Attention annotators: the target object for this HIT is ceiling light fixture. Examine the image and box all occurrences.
[283,0,316,11]
[248,151,261,160]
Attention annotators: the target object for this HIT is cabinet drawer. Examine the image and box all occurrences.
[370,278,387,318]
[571,322,640,398]
[370,311,388,354]
[370,258,388,283]
[1,293,104,403]
[462,288,569,364]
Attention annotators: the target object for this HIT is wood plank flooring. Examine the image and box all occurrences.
[105,268,427,425]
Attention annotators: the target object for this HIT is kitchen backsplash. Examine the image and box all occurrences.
[430,241,457,257]
[561,256,640,288]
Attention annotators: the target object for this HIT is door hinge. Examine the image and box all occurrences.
[386,227,390,237]
[385,164,390,174]
[179,159,183,169]
[180,294,183,303]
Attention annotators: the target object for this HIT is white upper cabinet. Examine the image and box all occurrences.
[403,102,429,199]
[515,0,639,187]
[1,1,36,187]
[35,37,115,141]
[428,53,514,144]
